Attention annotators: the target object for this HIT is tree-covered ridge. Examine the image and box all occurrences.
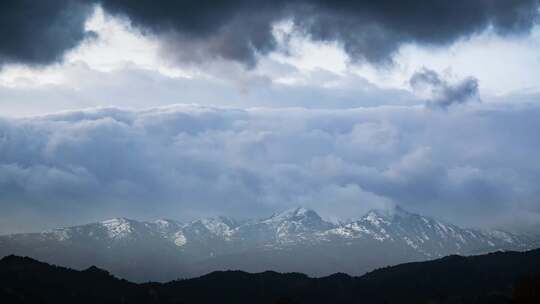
[1,249,540,304]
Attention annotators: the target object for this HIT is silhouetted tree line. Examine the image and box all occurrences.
[1,249,539,304]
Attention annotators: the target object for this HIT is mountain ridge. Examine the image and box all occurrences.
[1,206,538,282]
[1,249,540,303]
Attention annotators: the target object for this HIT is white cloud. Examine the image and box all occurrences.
[0,61,419,117]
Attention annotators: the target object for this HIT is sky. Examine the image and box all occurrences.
[1,0,540,234]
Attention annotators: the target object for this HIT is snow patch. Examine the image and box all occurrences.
[174,232,187,247]
[101,218,133,239]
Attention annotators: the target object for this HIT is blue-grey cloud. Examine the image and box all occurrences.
[410,68,481,108]
[1,103,540,233]
[0,0,95,66]
[96,0,540,66]
[1,1,539,66]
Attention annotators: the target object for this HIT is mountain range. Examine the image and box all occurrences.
[0,206,538,282]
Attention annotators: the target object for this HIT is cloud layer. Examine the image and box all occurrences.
[1,103,539,233]
[0,61,418,117]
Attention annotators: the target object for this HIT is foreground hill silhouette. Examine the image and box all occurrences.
[1,249,540,304]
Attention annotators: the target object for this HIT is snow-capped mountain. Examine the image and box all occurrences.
[320,206,533,257]
[0,206,537,281]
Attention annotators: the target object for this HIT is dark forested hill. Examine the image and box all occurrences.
[1,249,540,304]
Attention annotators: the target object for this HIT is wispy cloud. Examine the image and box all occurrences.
[410,68,480,109]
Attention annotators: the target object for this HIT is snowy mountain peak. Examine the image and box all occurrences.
[197,217,236,238]
[100,218,135,239]
[363,206,414,221]
[267,207,322,223]
[292,207,314,216]
[361,209,396,230]
[154,218,181,227]
[256,207,336,243]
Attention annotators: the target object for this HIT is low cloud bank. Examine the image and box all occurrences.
[1,103,539,233]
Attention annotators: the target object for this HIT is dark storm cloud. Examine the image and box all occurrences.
[96,0,540,65]
[295,0,540,64]
[0,0,96,66]
[410,68,480,108]
[1,0,539,66]
[96,0,286,67]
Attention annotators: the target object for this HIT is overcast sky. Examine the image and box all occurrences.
[1,1,540,233]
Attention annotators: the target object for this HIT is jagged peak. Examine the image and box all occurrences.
[184,216,239,238]
[362,205,422,221]
[363,208,393,221]
[190,215,239,228]
[267,206,321,222]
